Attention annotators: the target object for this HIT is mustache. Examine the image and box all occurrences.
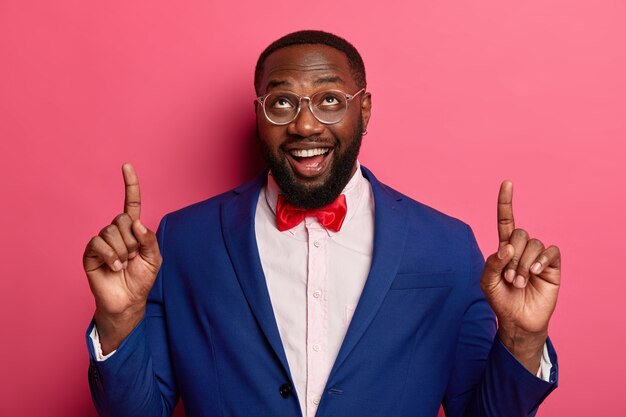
[253,125,336,149]
[280,136,337,148]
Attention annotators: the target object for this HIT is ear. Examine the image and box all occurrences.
[361,92,372,132]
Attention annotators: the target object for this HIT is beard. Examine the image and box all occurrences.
[257,117,363,209]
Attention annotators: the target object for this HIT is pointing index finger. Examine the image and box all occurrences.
[122,163,141,221]
[497,180,515,249]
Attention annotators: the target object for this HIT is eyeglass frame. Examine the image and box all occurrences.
[256,88,366,126]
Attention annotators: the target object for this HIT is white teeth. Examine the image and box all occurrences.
[290,148,329,158]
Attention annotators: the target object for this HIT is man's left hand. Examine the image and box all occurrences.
[480,180,561,374]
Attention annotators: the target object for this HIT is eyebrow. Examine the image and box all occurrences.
[265,80,292,90]
[313,76,345,86]
[264,76,346,92]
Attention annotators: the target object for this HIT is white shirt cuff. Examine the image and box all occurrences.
[536,342,552,381]
[90,325,117,362]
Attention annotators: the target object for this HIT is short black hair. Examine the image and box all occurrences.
[254,30,366,94]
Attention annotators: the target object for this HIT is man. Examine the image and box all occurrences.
[84,31,560,417]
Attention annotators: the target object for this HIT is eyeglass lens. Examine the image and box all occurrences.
[263,91,349,125]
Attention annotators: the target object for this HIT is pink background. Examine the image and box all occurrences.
[1,0,624,416]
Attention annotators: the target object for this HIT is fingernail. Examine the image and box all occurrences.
[122,261,128,269]
[531,262,542,274]
[505,269,515,283]
[113,260,123,271]
[497,247,507,259]
[514,275,526,288]
[137,221,147,234]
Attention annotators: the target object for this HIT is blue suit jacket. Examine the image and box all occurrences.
[87,166,558,417]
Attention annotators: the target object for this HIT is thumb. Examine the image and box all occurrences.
[482,244,514,286]
[131,219,161,266]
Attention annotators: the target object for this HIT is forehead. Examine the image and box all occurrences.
[259,44,355,93]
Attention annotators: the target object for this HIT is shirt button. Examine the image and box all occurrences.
[313,344,321,352]
[313,397,320,405]
[313,290,321,299]
[279,383,292,398]
[313,241,321,248]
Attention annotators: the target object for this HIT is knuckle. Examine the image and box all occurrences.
[529,238,544,250]
[99,224,118,238]
[103,247,117,261]
[513,228,529,239]
[127,240,139,252]
[547,245,562,264]
[84,236,100,255]
[112,213,131,225]
[117,244,129,256]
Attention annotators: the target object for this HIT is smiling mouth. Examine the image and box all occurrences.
[290,147,331,158]
[285,146,334,178]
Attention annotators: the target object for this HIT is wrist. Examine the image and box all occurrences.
[497,325,547,374]
[94,304,145,355]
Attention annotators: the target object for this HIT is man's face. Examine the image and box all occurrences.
[256,44,371,209]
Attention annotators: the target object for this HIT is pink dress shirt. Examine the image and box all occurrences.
[255,164,375,417]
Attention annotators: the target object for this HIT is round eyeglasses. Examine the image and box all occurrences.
[257,88,365,126]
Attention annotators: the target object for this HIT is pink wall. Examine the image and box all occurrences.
[1,1,624,416]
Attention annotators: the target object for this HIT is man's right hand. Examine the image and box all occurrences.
[83,163,162,354]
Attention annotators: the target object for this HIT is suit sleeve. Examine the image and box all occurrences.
[442,225,558,417]
[86,215,178,417]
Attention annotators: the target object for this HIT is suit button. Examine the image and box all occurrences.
[279,383,292,398]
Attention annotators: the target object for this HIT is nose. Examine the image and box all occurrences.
[286,98,325,137]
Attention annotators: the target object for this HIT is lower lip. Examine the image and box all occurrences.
[286,149,334,178]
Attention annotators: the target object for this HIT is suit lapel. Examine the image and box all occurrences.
[327,166,409,383]
[220,173,293,378]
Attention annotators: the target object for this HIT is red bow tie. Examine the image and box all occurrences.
[275,194,348,232]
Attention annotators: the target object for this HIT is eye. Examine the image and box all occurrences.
[270,95,296,109]
[317,92,345,107]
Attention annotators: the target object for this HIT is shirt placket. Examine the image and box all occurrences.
[305,219,329,417]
